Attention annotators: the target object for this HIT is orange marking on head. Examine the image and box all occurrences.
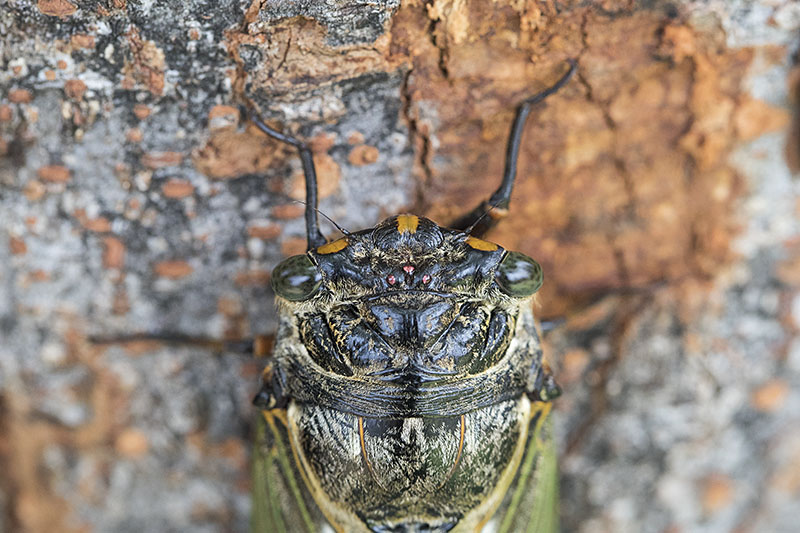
[316,238,348,254]
[396,214,419,234]
[465,235,499,251]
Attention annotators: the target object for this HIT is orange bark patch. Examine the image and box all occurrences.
[752,380,790,412]
[102,237,125,269]
[37,165,71,183]
[280,237,307,257]
[734,98,790,141]
[123,29,166,95]
[126,128,143,143]
[776,253,800,286]
[8,89,33,103]
[348,144,380,166]
[0,105,12,122]
[28,270,51,283]
[64,79,87,100]
[70,34,95,49]
[217,295,243,316]
[161,178,195,198]
[559,348,590,385]
[154,260,194,279]
[234,270,271,286]
[23,181,46,201]
[115,429,149,458]
[37,0,77,17]
[247,224,282,240]
[133,103,151,120]
[193,125,283,179]
[208,105,240,131]
[9,236,27,255]
[271,204,304,219]
[660,23,696,62]
[216,438,248,468]
[309,131,337,153]
[119,340,161,356]
[701,474,734,514]
[141,151,183,169]
[348,131,365,145]
[82,217,112,233]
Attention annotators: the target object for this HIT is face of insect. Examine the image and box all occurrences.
[259,214,553,531]
[274,215,534,296]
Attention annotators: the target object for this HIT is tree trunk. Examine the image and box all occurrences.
[1,0,798,531]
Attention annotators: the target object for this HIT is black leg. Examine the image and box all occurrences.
[451,59,577,237]
[89,333,274,357]
[247,110,327,250]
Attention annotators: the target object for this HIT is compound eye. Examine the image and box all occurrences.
[495,251,543,297]
[271,255,322,301]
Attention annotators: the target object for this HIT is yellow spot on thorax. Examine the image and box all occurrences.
[316,238,348,254]
[465,235,499,251]
[396,214,419,234]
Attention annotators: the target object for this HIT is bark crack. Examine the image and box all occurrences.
[227,0,268,103]
[274,30,292,75]
[424,1,451,80]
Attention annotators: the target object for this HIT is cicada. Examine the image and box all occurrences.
[249,61,575,533]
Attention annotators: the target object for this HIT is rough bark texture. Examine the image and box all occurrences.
[1,0,799,532]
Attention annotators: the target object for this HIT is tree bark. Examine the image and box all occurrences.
[1,0,799,531]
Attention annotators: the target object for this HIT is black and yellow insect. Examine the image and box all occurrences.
[248,60,576,533]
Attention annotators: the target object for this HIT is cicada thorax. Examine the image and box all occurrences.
[258,215,555,532]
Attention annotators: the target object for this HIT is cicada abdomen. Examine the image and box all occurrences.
[249,61,575,533]
[254,395,558,532]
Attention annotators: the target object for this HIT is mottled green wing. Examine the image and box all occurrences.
[494,407,560,533]
[253,408,559,533]
[251,411,327,533]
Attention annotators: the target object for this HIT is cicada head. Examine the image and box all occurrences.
[272,214,543,308]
